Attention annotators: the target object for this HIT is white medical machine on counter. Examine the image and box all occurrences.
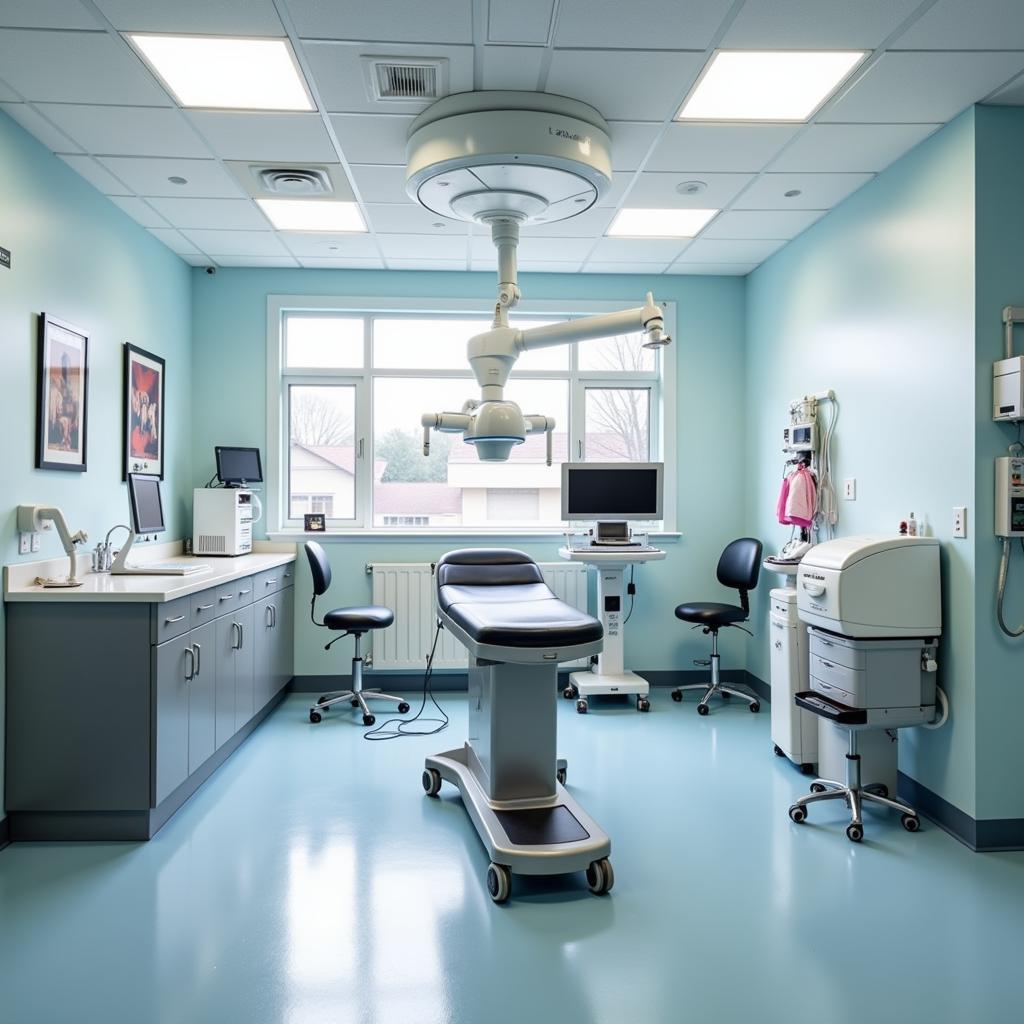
[194,446,263,557]
[787,535,942,842]
[558,463,665,714]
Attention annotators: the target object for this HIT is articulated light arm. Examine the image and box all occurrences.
[18,504,88,586]
[516,292,668,353]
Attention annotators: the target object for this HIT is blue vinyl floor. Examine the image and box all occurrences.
[1,690,1022,1024]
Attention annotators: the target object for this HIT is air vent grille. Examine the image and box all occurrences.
[257,167,333,196]
[362,57,447,102]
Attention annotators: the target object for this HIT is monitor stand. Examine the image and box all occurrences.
[591,521,636,546]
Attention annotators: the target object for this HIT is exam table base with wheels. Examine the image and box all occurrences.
[424,661,611,901]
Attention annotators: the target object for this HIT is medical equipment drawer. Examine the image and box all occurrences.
[808,630,865,671]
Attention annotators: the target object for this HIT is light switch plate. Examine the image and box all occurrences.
[953,506,967,538]
[843,478,856,500]
[19,532,30,554]
[31,532,41,551]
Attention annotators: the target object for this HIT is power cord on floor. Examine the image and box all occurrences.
[363,622,449,741]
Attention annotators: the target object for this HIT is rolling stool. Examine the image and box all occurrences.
[671,537,763,715]
[305,541,410,726]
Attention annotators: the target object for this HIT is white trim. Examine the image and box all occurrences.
[269,530,682,542]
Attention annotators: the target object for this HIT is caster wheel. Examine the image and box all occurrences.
[556,767,567,786]
[351,699,359,707]
[636,697,651,712]
[870,784,889,798]
[810,782,827,794]
[846,823,864,843]
[486,863,511,904]
[720,690,731,699]
[773,744,785,757]
[696,703,709,716]
[586,857,614,895]
[422,768,442,797]
[901,814,921,833]
[749,702,761,713]
[562,685,577,700]
[397,702,411,714]
[789,804,807,823]
[670,689,682,702]
[576,699,588,714]
[362,713,375,726]
[800,763,814,775]
[309,710,322,724]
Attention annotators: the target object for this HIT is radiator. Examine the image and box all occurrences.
[368,561,590,670]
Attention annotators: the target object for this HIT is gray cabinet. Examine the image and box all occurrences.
[154,633,192,806]
[254,591,294,711]
[187,620,217,773]
[234,602,255,730]
[215,613,239,750]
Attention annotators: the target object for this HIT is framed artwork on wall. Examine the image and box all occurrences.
[36,313,89,472]
[123,343,165,479]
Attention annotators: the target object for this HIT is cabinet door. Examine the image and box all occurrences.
[188,620,217,774]
[234,602,255,730]
[253,596,275,713]
[275,588,294,696]
[215,614,238,751]
[154,633,192,806]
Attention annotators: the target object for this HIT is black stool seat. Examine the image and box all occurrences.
[324,605,394,632]
[675,602,749,628]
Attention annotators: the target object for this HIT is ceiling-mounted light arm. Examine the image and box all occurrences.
[421,409,474,455]
[490,218,521,328]
[524,414,555,466]
[515,292,670,354]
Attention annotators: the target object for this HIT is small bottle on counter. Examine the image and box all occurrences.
[899,520,908,535]
[907,512,918,537]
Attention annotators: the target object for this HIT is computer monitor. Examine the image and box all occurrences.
[561,462,664,521]
[215,446,263,486]
[128,473,166,535]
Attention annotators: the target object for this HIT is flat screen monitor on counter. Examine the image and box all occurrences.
[561,462,664,522]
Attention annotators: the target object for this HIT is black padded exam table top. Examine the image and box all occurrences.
[436,549,603,650]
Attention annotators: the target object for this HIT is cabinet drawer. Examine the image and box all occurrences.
[234,575,255,607]
[810,673,855,707]
[809,631,865,671]
[280,563,295,590]
[190,589,220,627]
[214,577,251,613]
[254,566,288,596]
[153,595,191,644]
[810,652,863,695]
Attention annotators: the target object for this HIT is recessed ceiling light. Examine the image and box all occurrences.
[607,208,718,238]
[784,189,803,198]
[676,180,707,195]
[677,50,865,122]
[167,175,188,185]
[257,199,367,232]
[128,34,314,111]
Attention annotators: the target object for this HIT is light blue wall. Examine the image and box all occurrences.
[190,269,749,676]
[745,113,978,815]
[0,112,192,824]
[973,105,1024,821]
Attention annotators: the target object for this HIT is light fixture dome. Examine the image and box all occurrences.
[463,400,527,462]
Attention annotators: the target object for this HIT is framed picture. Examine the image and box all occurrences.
[123,343,165,479]
[36,313,89,472]
[304,513,326,532]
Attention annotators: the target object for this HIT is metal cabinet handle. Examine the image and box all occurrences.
[193,643,201,676]
[283,571,292,579]
[265,578,278,586]
[819,638,834,647]
[821,660,834,669]
[220,594,234,602]
[238,623,244,649]
[184,645,195,680]
[232,621,241,650]
[266,605,274,628]
[272,605,277,628]
[165,614,185,625]
[239,588,252,596]
[196,603,214,612]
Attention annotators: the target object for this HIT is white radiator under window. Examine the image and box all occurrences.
[368,561,590,670]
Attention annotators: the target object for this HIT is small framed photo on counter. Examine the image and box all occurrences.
[36,313,89,472]
[304,513,326,532]
[124,343,165,479]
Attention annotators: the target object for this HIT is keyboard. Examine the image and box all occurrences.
[122,562,211,576]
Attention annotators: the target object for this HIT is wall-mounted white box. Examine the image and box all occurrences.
[994,356,1024,421]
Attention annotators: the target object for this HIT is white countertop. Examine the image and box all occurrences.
[4,548,296,603]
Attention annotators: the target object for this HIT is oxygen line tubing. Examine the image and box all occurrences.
[997,537,1024,638]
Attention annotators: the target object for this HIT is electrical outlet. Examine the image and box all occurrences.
[19,532,30,555]
[843,478,856,500]
[31,532,41,552]
[953,506,967,539]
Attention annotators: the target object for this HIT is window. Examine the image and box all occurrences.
[268,296,675,532]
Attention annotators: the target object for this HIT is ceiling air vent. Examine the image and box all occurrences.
[256,167,333,196]
[362,57,447,102]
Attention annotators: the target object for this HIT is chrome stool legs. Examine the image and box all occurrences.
[670,629,760,715]
[309,633,410,726]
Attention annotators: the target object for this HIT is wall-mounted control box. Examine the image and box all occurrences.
[783,420,816,452]
[994,356,1024,421]
[995,456,1024,537]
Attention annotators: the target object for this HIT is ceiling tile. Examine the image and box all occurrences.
[148,227,201,254]
[0,102,82,152]
[517,260,584,274]
[769,123,940,172]
[822,52,1024,124]
[107,195,170,228]
[895,0,1024,49]
[97,157,246,197]
[281,233,381,258]
[364,203,460,233]
[721,0,920,48]
[379,233,470,259]
[186,111,337,163]
[212,255,300,268]
[547,49,705,122]
[703,209,824,240]
[647,124,800,173]
[180,229,290,256]
[304,41,474,115]
[680,237,785,262]
[607,121,662,172]
[179,253,208,266]
[488,0,555,44]
[297,256,387,268]
[330,113,413,164]
[58,154,133,194]
[481,45,546,90]
[626,170,754,208]
[39,104,209,157]
[588,237,690,262]
[583,261,669,274]
[147,197,270,230]
[665,261,755,275]
[290,0,474,43]
[554,0,732,50]
[734,172,873,210]
[92,0,285,34]
[0,30,170,105]
[0,0,99,29]
[520,206,615,237]
[517,237,595,261]
[386,257,469,270]
[350,164,410,203]
[0,79,18,102]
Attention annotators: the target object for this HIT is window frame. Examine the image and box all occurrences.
[267,294,677,536]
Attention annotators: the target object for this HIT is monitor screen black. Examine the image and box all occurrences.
[216,446,263,485]
[128,473,166,534]
[561,462,664,521]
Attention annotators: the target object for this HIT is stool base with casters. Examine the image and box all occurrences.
[670,627,760,715]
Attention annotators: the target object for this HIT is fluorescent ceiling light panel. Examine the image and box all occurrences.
[607,208,718,237]
[678,51,865,122]
[129,35,314,111]
[257,199,367,232]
